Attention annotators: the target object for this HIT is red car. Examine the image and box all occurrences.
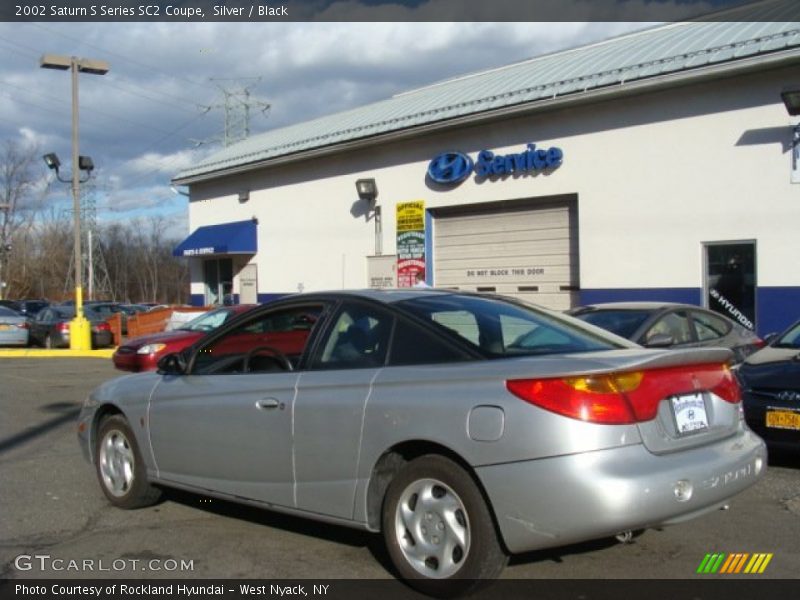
[112,305,256,372]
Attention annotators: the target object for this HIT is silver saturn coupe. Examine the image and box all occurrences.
[77,290,766,596]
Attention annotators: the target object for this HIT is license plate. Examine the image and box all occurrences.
[671,393,709,434]
[766,409,800,431]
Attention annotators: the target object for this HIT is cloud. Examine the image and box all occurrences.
[0,20,654,218]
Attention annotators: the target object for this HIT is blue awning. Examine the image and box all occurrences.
[173,219,257,257]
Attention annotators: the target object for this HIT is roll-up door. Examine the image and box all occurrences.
[432,196,578,310]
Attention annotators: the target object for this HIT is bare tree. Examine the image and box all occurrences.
[0,140,48,299]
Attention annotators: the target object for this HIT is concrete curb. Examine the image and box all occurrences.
[0,349,115,358]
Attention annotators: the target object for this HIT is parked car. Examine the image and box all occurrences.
[737,319,800,451]
[0,305,29,346]
[79,290,766,596]
[16,299,50,317]
[28,305,113,348]
[567,302,763,363]
[89,302,148,335]
[111,304,256,372]
[0,299,21,313]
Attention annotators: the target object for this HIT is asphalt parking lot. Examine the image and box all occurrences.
[1,358,798,595]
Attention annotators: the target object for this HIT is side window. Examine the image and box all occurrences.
[692,310,731,341]
[388,319,470,366]
[192,305,323,375]
[313,304,392,370]
[432,310,480,345]
[645,311,692,345]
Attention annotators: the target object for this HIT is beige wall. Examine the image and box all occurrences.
[186,64,799,297]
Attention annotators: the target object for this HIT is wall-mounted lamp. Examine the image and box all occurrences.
[355,178,378,203]
[355,178,382,255]
[781,88,800,116]
[238,190,250,203]
[781,87,800,183]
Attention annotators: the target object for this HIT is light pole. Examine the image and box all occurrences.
[40,54,108,350]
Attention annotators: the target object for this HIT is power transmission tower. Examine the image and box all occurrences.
[194,78,270,147]
[61,184,112,301]
[81,188,112,300]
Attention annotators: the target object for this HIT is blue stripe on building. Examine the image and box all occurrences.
[579,287,800,336]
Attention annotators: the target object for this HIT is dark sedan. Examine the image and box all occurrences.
[737,320,800,451]
[0,299,49,317]
[567,302,763,363]
[29,305,113,349]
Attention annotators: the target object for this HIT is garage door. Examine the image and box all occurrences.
[432,197,578,310]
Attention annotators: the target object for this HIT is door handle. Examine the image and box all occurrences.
[255,398,281,410]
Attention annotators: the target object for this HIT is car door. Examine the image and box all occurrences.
[292,301,393,519]
[147,302,326,507]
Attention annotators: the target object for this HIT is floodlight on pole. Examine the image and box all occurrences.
[40,53,109,351]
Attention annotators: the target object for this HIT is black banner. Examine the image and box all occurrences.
[3,0,800,23]
[2,579,800,600]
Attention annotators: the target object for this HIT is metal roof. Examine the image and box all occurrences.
[175,7,800,183]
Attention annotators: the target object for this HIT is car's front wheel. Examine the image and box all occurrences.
[95,415,161,509]
[382,455,508,597]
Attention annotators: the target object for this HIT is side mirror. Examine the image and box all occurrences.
[763,332,778,345]
[157,352,187,375]
[644,332,675,348]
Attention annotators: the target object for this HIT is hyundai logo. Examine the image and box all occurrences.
[777,390,800,402]
[427,151,474,185]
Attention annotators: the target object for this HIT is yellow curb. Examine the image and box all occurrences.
[0,349,116,358]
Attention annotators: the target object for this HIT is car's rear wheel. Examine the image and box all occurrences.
[382,455,508,597]
[95,415,161,509]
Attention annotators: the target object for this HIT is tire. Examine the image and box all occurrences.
[95,415,162,509]
[382,455,508,597]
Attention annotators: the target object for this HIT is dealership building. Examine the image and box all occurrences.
[173,16,800,335]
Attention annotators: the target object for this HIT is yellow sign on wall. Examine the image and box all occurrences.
[396,201,425,232]
[396,200,425,287]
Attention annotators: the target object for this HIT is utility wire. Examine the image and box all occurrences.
[28,23,218,102]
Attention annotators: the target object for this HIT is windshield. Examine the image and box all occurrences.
[180,309,235,332]
[774,321,800,349]
[396,294,626,357]
[572,309,653,339]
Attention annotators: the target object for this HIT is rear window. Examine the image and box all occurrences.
[396,295,624,357]
[573,309,653,339]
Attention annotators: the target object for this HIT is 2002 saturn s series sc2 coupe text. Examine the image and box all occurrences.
[77,290,766,596]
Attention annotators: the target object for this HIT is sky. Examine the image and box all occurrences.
[0,20,659,239]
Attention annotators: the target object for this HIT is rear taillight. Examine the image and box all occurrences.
[94,322,111,332]
[16,322,29,329]
[506,363,740,425]
[57,322,70,332]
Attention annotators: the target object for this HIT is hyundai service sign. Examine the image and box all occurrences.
[427,143,563,186]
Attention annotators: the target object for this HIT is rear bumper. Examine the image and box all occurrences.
[0,332,29,346]
[744,399,800,449]
[477,428,766,554]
